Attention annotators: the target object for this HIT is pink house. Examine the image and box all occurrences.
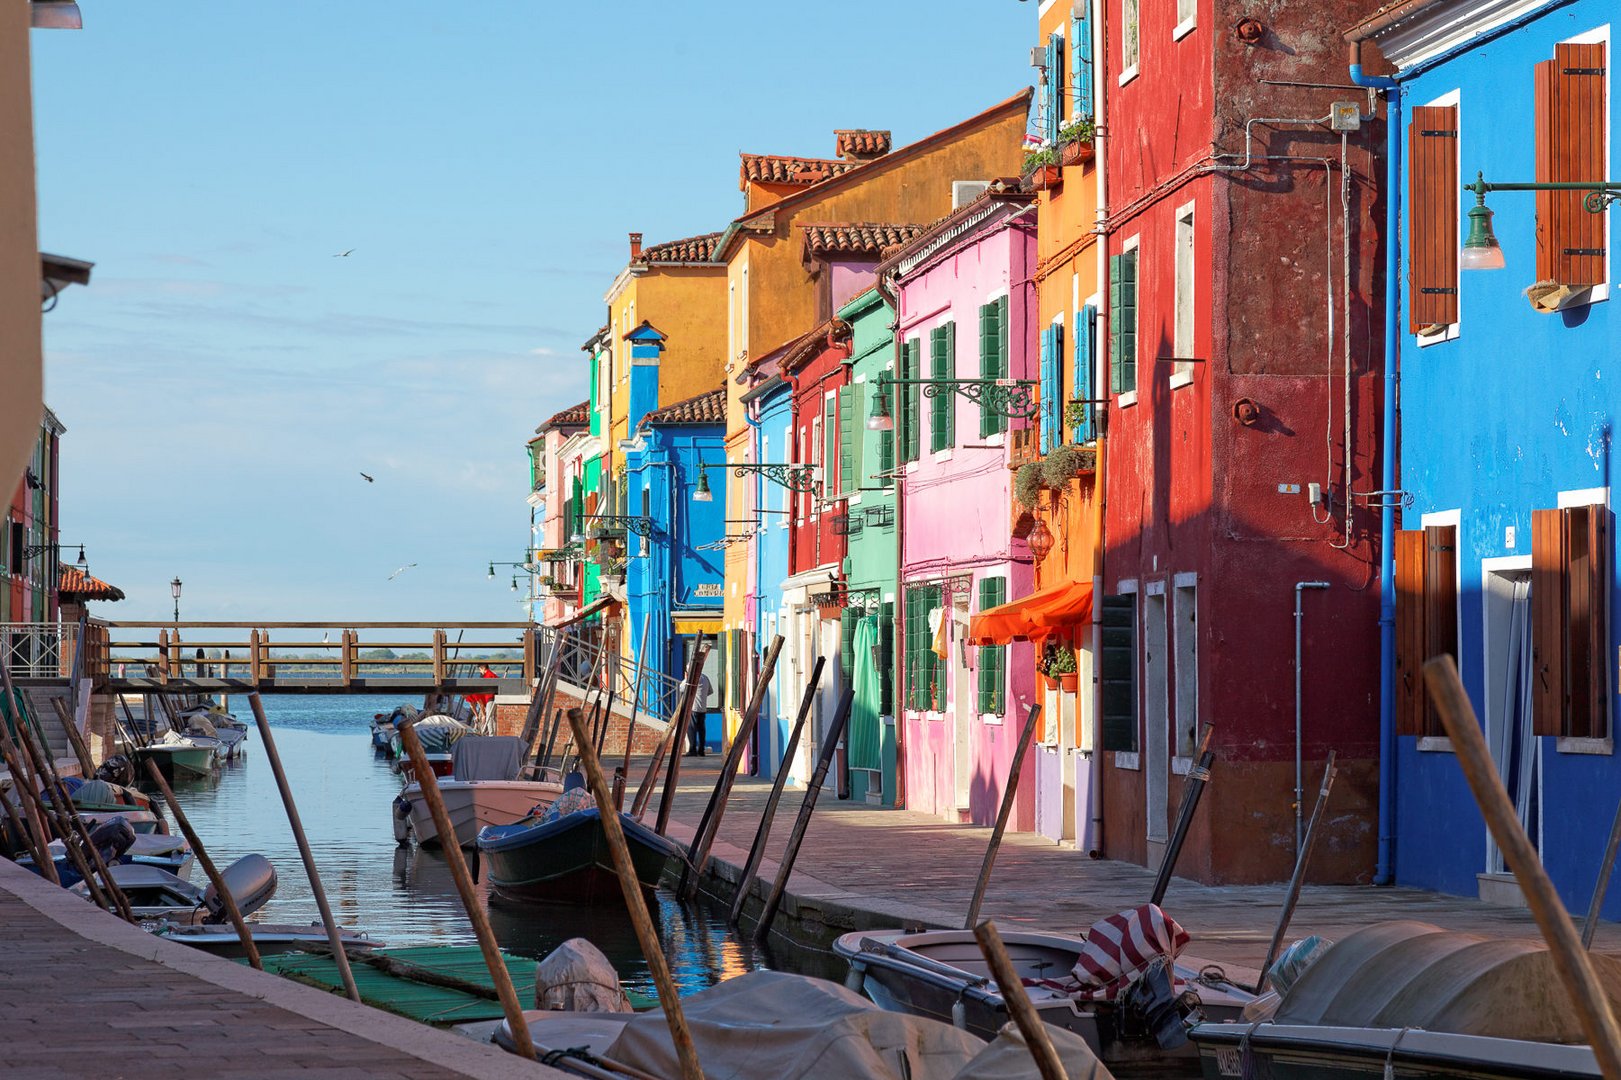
[528,400,588,627]
[881,190,1040,830]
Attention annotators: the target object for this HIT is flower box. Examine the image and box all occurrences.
[1026,164,1062,191]
[1061,140,1095,167]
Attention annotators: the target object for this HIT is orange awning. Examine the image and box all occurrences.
[966,580,1094,645]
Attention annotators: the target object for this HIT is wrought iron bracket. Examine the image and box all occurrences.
[590,515,658,538]
[729,462,821,494]
[1467,173,1621,214]
[882,375,1040,420]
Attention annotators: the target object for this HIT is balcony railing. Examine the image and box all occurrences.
[0,622,79,680]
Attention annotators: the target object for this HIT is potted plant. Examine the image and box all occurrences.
[1014,462,1045,510]
[1041,640,1078,693]
[1022,147,1060,191]
[1057,117,1096,166]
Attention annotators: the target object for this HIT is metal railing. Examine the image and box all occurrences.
[534,622,685,731]
[0,622,78,680]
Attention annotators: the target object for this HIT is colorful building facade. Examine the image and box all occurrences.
[527,401,587,627]
[2,405,63,625]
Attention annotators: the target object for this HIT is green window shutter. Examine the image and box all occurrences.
[1108,255,1123,394]
[903,340,922,463]
[930,324,954,453]
[839,384,860,498]
[823,394,837,496]
[878,599,895,716]
[996,296,1010,381]
[905,590,921,709]
[978,303,997,438]
[840,607,860,677]
[1100,593,1138,751]
[976,577,1008,715]
[1120,251,1137,393]
[878,387,896,488]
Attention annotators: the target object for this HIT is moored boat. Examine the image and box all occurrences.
[393,735,561,848]
[390,714,467,779]
[75,853,277,924]
[153,922,382,959]
[477,806,680,904]
[134,729,219,780]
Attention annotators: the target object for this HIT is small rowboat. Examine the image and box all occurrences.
[390,715,467,780]
[154,922,382,960]
[477,808,680,905]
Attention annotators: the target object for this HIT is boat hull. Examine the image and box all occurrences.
[156,923,382,959]
[478,809,679,904]
[1192,1022,1600,1080]
[400,780,562,848]
[136,745,216,779]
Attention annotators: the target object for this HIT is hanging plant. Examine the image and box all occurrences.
[1041,444,1084,489]
[1014,462,1044,509]
[1057,117,1095,147]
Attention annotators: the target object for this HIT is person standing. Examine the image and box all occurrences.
[686,670,714,756]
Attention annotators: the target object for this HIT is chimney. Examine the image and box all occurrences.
[629,232,643,260]
[835,129,892,163]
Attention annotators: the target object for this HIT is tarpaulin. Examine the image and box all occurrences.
[966,581,1093,645]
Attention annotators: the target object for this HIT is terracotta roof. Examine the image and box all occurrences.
[642,387,726,426]
[638,231,722,264]
[779,319,852,376]
[739,154,857,188]
[535,399,589,434]
[835,129,892,160]
[801,222,931,259]
[59,566,124,602]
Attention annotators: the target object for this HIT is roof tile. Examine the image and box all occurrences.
[739,154,857,188]
[801,221,932,259]
[535,399,589,434]
[638,232,722,263]
[834,129,892,160]
[643,387,726,426]
[59,566,124,601]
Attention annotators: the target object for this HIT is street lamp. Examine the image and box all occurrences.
[868,372,1040,429]
[692,466,714,502]
[693,461,820,502]
[1026,518,1055,562]
[170,576,183,623]
[1460,171,1621,271]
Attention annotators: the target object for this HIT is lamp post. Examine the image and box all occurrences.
[170,576,182,624]
[1460,171,1621,271]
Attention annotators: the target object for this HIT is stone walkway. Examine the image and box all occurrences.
[0,859,560,1080]
[650,754,1621,977]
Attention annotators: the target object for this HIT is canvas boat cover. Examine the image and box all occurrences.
[1070,904,1189,1000]
[604,970,986,1080]
[410,716,468,754]
[952,1021,1113,1080]
[533,937,633,1013]
[1275,920,1621,1043]
[451,735,526,781]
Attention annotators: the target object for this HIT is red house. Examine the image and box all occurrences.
[1095,0,1386,883]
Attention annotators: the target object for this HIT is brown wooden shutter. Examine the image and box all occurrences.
[1535,42,1608,286]
[1531,507,1568,736]
[1564,504,1610,738]
[1395,529,1428,736]
[1423,525,1459,737]
[1408,105,1459,332]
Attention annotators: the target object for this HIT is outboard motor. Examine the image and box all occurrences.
[1119,956,1191,1050]
[392,794,413,844]
[202,854,277,923]
[86,816,137,866]
[95,754,134,788]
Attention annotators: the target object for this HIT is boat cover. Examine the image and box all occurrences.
[533,937,633,1013]
[70,779,119,805]
[1071,904,1189,999]
[451,735,526,782]
[202,854,277,921]
[604,969,986,1080]
[952,1021,1113,1080]
[409,716,468,754]
[1275,920,1621,1043]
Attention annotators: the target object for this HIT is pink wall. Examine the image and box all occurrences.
[895,208,1040,830]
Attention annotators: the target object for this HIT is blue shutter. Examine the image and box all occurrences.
[1072,2,1093,120]
[1045,33,1065,143]
[1039,326,1059,453]
[1073,304,1097,443]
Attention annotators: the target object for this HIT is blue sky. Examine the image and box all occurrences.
[31,1,1033,622]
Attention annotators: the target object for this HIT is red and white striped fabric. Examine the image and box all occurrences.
[1070,904,1189,1000]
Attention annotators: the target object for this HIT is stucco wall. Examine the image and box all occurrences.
[0,4,40,497]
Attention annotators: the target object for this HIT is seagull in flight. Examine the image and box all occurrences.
[388,563,417,581]
[360,472,374,483]
[333,249,355,258]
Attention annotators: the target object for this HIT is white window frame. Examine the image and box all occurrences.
[1170,572,1198,770]
[1173,0,1196,40]
[1417,88,1463,347]
[1119,0,1140,85]
[1556,485,1613,754]
[1172,200,1196,387]
[1116,234,1140,408]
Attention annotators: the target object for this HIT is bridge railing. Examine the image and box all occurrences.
[533,623,685,732]
[0,622,79,680]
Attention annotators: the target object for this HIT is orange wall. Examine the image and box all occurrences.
[0,5,41,495]
[606,263,728,456]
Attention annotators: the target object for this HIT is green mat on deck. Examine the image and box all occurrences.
[255,945,539,1025]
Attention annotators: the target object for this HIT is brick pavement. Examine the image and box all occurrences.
[651,754,1621,976]
[0,859,560,1080]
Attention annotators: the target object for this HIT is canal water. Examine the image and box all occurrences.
[152,694,781,1002]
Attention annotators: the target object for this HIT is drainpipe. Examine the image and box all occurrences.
[875,266,907,811]
[1088,0,1109,858]
[1294,581,1330,855]
[1349,40,1400,886]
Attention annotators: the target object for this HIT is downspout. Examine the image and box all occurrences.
[1088,0,1109,857]
[875,267,907,811]
[1349,40,1399,886]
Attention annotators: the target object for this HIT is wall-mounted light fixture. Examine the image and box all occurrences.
[694,461,820,499]
[867,372,1040,431]
[1460,171,1621,272]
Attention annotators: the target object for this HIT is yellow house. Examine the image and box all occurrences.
[713,91,1034,740]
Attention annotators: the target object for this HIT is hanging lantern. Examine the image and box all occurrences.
[1027,516,1054,562]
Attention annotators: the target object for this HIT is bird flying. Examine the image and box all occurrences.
[388,563,417,581]
[360,472,374,483]
[333,249,354,257]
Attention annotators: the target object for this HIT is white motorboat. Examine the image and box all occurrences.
[154,922,382,959]
[179,704,249,758]
[394,735,560,848]
[75,853,276,924]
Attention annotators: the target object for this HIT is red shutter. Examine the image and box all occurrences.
[1535,42,1608,286]
[1565,505,1610,738]
[1408,106,1459,333]
[1395,530,1428,736]
[1424,525,1459,736]
[1531,508,1568,736]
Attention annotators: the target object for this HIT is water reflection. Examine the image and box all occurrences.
[148,694,768,1001]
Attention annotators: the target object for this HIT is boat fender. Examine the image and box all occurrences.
[951,993,967,1030]
[843,961,866,993]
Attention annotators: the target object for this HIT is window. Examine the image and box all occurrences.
[1100,592,1138,751]
[1395,524,1459,738]
[905,584,942,711]
[1072,0,1094,119]
[1173,202,1195,385]
[1073,303,1098,442]
[1039,321,1065,452]
[6,519,19,576]
[977,577,1008,715]
[979,298,1009,438]
[838,383,861,499]
[1174,0,1196,38]
[1408,101,1459,334]
[1045,31,1067,144]
[1109,245,1138,397]
[1120,0,1140,82]
[639,488,651,557]
[1531,504,1611,739]
[902,339,923,463]
[930,322,956,453]
[1535,39,1608,288]
[1173,580,1198,757]
[822,393,837,498]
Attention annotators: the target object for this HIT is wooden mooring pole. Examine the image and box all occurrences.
[679,635,782,901]
[965,702,1043,930]
[247,693,362,1003]
[618,611,653,806]
[399,718,534,1060]
[1424,656,1621,1076]
[1149,723,1215,908]
[753,687,853,947]
[142,758,262,970]
[644,637,709,829]
[1585,795,1621,950]
[564,704,704,1080]
[974,921,1070,1080]
[1257,750,1337,993]
[728,656,825,927]
[0,721,60,885]
[50,696,95,778]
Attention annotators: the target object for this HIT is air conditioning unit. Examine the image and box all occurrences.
[953,180,991,209]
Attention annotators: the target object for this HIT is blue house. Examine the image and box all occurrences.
[623,381,728,731]
[1352,0,1621,915]
[745,370,793,777]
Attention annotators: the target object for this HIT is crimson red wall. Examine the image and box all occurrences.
[789,343,849,576]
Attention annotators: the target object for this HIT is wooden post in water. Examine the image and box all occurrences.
[398,719,534,1060]
[1585,795,1621,950]
[633,639,706,820]
[754,687,853,946]
[117,695,150,749]
[51,696,95,778]
[1149,723,1215,908]
[728,657,825,927]
[647,637,710,829]
[246,693,362,1003]
[1424,656,1621,1075]
[964,703,1043,929]
[142,758,262,969]
[1257,750,1337,992]
[563,705,705,1080]
[974,921,1070,1080]
[679,635,783,901]
[618,611,653,797]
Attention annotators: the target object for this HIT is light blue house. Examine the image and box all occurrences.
[1352,0,1621,915]
[746,371,794,778]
